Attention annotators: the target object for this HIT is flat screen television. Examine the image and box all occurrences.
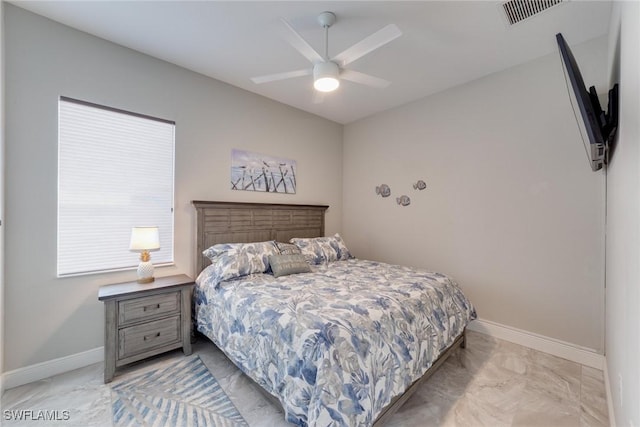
[556,33,618,171]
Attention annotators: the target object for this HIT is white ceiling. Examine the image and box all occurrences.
[12,1,612,124]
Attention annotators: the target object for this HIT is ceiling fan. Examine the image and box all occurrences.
[251,11,401,96]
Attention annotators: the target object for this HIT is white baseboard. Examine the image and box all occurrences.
[3,347,103,390]
[467,318,604,370]
[603,362,616,427]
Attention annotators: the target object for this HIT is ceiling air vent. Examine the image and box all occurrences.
[502,0,564,25]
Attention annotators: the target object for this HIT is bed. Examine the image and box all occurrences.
[192,201,476,426]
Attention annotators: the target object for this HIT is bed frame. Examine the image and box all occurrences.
[192,200,466,426]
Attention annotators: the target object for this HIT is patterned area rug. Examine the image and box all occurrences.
[111,356,248,427]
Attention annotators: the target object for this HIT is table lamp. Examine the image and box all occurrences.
[129,226,160,283]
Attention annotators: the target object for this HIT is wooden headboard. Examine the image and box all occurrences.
[192,201,329,274]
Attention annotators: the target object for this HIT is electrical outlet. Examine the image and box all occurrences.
[618,374,623,407]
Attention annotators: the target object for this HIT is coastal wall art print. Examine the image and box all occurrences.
[231,149,297,194]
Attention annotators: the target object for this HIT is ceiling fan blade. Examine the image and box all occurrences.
[333,24,401,67]
[340,69,391,88]
[251,69,312,84]
[279,18,324,64]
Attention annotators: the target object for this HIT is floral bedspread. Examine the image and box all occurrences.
[195,259,476,426]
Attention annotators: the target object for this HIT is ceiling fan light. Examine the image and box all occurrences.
[314,77,340,92]
[313,62,340,92]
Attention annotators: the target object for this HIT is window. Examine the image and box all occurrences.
[58,97,175,276]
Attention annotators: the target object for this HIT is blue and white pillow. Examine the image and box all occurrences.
[202,241,279,285]
[290,234,352,264]
[329,234,352,260]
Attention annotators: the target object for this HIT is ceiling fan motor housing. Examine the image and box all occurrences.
[313,61,340,92]
[318,11,337,28]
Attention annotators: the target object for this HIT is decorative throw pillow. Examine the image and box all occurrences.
[268,254,311,278]
[275,241,302,255]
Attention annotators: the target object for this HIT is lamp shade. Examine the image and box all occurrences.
[313,62,340,92]
[129,227,160,252]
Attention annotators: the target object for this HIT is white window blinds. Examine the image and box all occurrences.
[58,97,175,276]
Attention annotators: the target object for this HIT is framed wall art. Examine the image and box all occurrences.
[231,149,297,194]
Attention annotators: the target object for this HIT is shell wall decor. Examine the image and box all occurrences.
[375,184,391,197]
[396,195,411,206]
[375,179,426,207]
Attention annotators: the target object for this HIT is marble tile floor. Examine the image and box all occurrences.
[0,331,608,427]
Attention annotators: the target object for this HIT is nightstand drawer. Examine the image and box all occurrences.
[118,292,180,325]
[118,316,181,359]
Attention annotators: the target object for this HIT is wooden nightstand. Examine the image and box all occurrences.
[98,274,194,383]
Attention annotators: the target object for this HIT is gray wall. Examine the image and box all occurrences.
[343,36,608,352]
[4,5,343,371]
[605,2,640,425]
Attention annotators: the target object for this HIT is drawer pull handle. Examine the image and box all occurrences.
[143,304,161,312]
[144,332,161,341]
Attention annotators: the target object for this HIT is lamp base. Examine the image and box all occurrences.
[137,261,155,284]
